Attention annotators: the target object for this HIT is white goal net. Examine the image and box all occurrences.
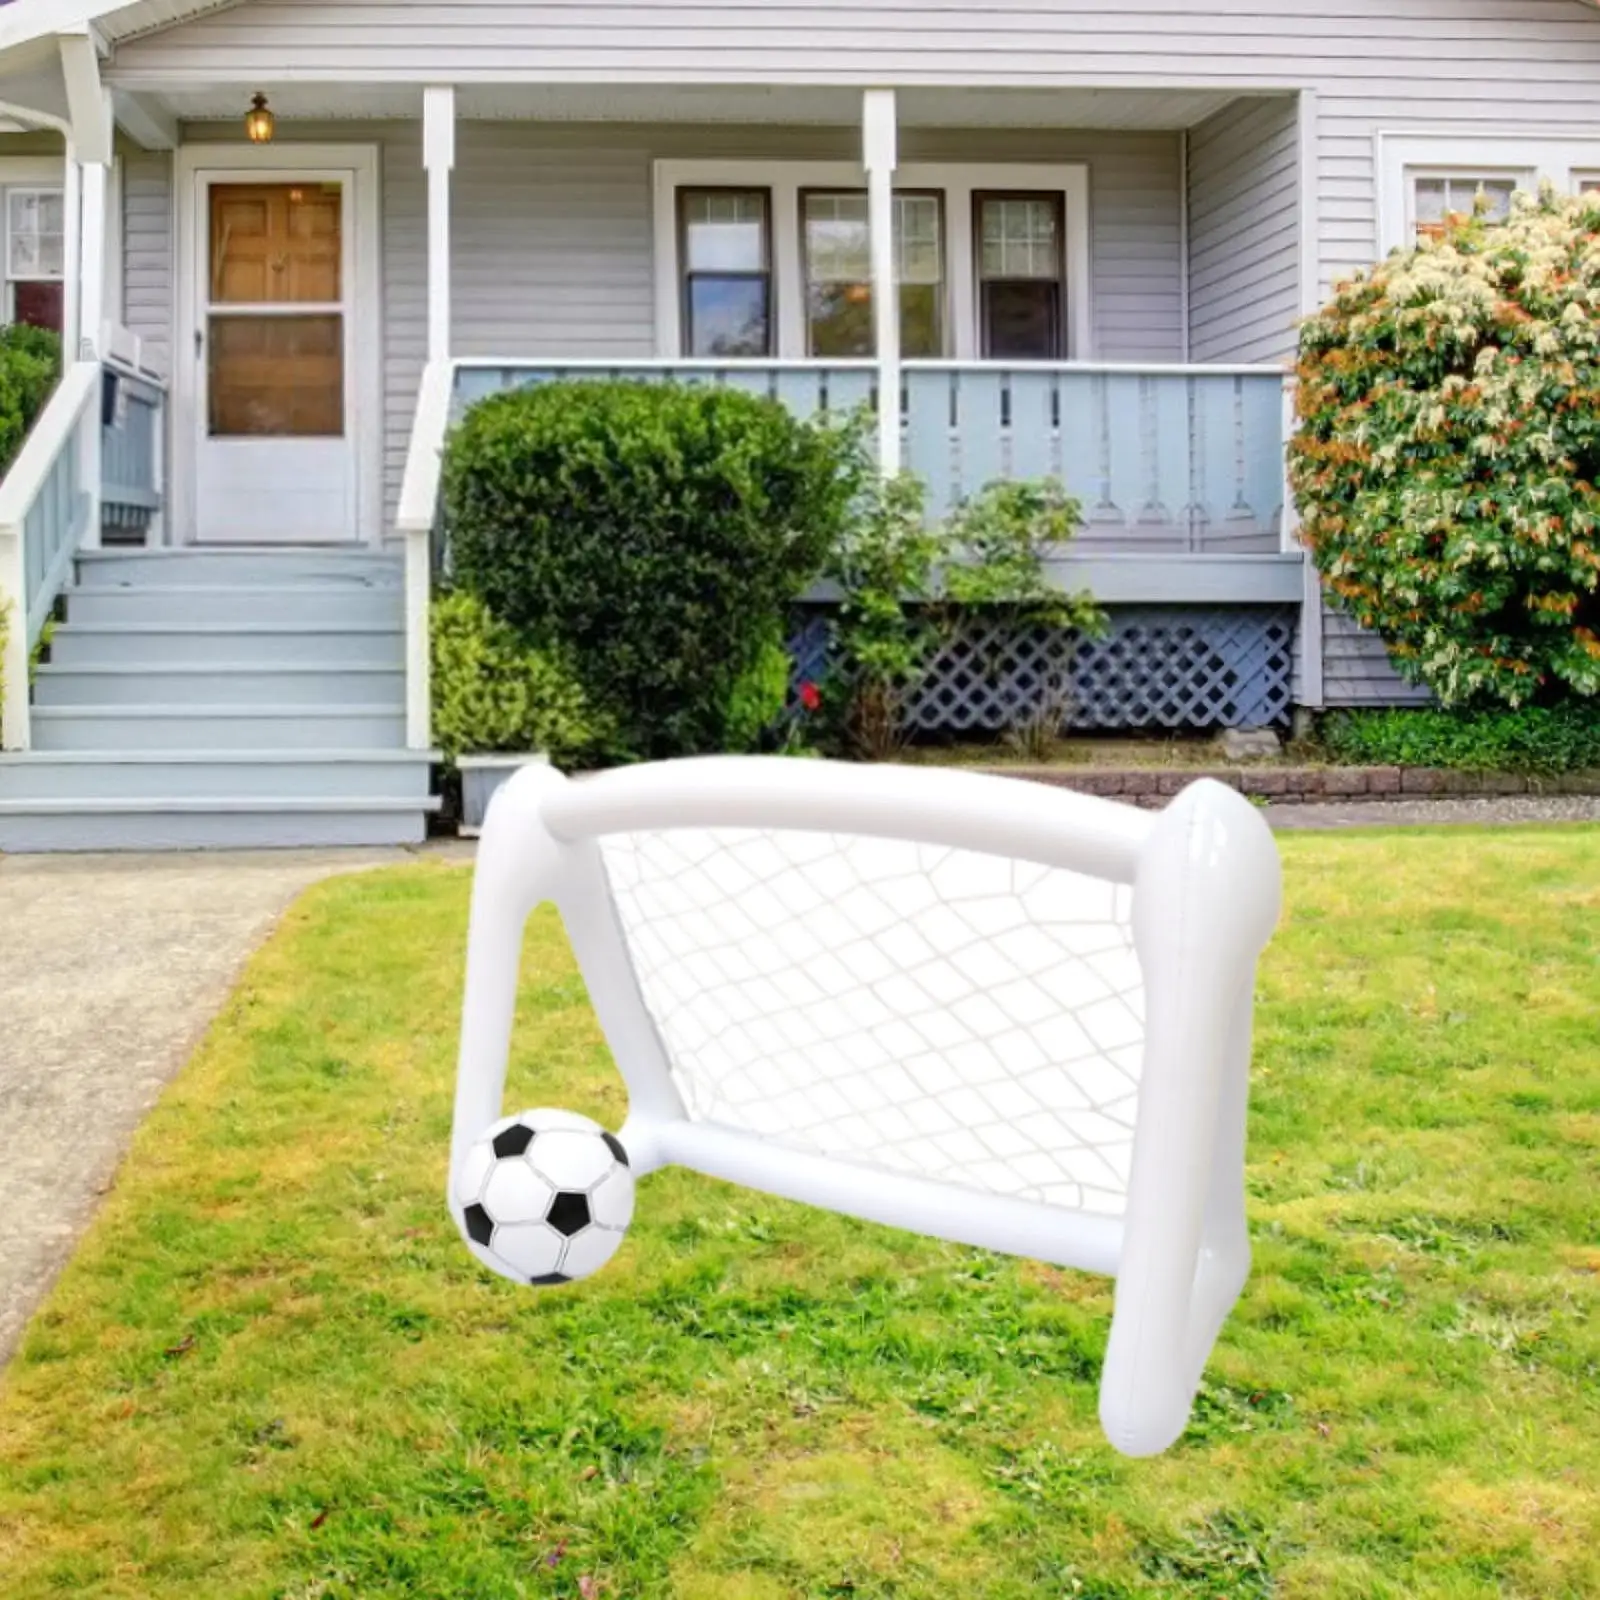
[599,828,1144,1219]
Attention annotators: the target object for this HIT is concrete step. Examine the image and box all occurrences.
[75,548,403,589]
[46,623,404,670]
[32,663,405,708]
[28,705,409,752]
[0,751,435,803]
[64,583,405,628]
[0,796,437,853]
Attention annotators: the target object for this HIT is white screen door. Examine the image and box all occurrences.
[193,175,358,543]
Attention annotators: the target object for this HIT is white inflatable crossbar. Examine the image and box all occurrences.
[451,756,1283,1457]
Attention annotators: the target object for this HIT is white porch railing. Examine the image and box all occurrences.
[451,358,881,426]
[395,356,1296,752]
[902,361,1287,550]
[0,361,102,752]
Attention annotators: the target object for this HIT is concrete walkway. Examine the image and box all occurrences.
[0,847,409,1365]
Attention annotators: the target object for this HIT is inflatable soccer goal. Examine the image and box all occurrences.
[449,757,1282,1458]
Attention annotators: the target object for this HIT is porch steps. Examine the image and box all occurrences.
[0,547,437,853]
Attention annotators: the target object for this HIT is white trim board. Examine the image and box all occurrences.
[171,142,383,546]
[652,158,1092,362]
[1376,131,1600,254]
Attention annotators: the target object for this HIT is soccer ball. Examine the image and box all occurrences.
[453,1109,634,1286]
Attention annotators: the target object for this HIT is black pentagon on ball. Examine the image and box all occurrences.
[463,1203,495,1246]
[492,1123,536,1159]
[529,1273,571,1287]
[602,1132,630,1168]
[547,1191,592,1237]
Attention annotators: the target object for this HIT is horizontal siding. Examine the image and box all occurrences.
[169,121,1181,530]
[1321,605,1432,707]
[1186,96,1299,363]
[452,123,1181,362]
[111,1,1600,297]
[110,0,1600,87]
[121,148,173,377]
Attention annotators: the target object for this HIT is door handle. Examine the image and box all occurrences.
[194,327,204,358]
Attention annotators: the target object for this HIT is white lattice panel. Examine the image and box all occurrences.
[598,829,1144,1217]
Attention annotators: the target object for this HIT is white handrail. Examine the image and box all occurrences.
[0,362,98,530]
[450,356,880,373]
[902,358,1291,379]
[399,358,455,751]
[1,360,101,752]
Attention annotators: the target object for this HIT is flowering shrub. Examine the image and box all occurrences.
[1290,185,1600,706]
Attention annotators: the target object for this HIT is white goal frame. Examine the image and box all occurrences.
[451,757,1282,1457]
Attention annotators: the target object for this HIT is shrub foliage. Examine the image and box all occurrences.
[1290,186,1600,707]
[429,591,603,766]
[1320,704,1600,776]
[0,324,61,478]
[443,380,859,762]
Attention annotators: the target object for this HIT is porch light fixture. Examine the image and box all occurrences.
[245,93,276,144]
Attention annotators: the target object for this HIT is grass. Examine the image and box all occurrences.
[1,830,1598,1599]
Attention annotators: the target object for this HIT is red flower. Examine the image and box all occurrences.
[798,681,822,712]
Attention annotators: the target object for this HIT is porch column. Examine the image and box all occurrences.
[61,147,82,358]
[423,85,456,364]
[863,88,900,475]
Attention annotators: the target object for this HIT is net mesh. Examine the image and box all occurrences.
[598,828,1145,1218]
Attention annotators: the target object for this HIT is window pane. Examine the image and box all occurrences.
[208,313,345,437]
[7,190,64,280]
[684,190,767,272]
[686,276,771,356]
[983,281,1060,360]
[900,283,942,358]
[11,280,62,332]
[1414,174,1517,239]
[980,197,1060,280]
[211,183,342,305]
[803,192,871,282]
[803,191,945,357]
[896,194,943,285]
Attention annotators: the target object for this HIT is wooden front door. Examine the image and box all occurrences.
[194,177,357,542]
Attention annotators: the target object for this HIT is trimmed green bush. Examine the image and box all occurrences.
[1320,704,1600,776]
[429,591,605,766]
[0,324,62,478]
[1290,187,1600,709]
[442,380,861,763]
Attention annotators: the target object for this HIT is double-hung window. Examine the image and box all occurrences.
[678,188,773,358]
[976,193,1065,359]
[799,189,944,357]
[5,188,64,332]
[658,161,1086,361]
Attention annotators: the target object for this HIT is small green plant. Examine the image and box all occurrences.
[820,469,940,761]
[939,479,1106,762]
[429,590,604,767]
[822,475,1106,761]
[1320,703,1600,776]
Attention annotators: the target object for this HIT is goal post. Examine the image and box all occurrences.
[451,756,1283,1458]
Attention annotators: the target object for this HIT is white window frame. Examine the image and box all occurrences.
[1378,132,1600,253]
[653,159,1092,362]
[0,157,67,330]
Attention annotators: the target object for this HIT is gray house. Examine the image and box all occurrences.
[0,0,1591,848]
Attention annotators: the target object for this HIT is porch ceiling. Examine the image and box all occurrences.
[125,81,1245,133]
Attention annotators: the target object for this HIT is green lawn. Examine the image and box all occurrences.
[1,831,1597,1599]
